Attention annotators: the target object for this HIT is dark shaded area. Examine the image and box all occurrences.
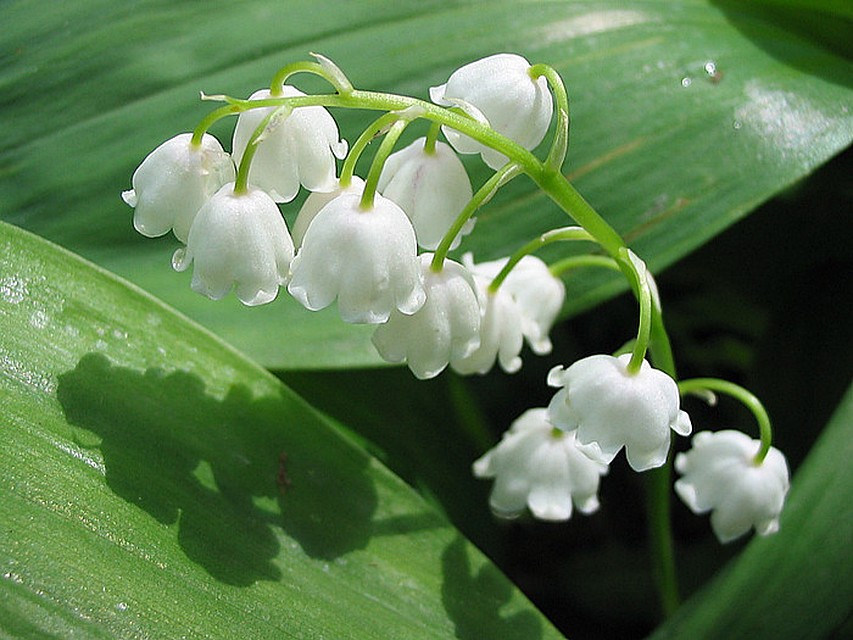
[508,147,853,638]
[279,368,504,556]
[661,147,853,470]
[441,537,542,640]
[56,354,552,638]
[57,353,379,584]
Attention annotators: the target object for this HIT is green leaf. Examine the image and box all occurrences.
[0,220,563,639]
[650,383,853,639]
[1,0,851,369]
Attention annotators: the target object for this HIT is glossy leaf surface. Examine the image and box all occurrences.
[1,0,850,368]
[0,221,561,639]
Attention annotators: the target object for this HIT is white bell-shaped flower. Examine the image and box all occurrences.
[473,408,608,521]
[287,190,425,324]
[547,354,692,471]
[430,53,553,170]
[466,254,565,356]
[122,133,235,242]
[451,272,524,375]
[172,183,293,306]
[675,430,790,543]
[500,256,565,355]
[372,254,481,380]
[377,137,474,250]
[291,176,365,248]
[232,86,347,203]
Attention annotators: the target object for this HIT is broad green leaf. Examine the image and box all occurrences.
[650,383,853,639]
[0,220,562,639]
[1,0,851,369]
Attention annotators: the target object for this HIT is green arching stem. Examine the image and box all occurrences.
[533,169,626,258]
[644,282,680,619]
[619,250,652,375]
[678,378,774,463]
[547,252,670,372]
[488,226,595,293]
[192,103,241,146]
[360,119,410,209]
[190,90,627,259]
[546,254,675,377]
[269,60,353,97]
[548,254,619,277]
[529,63,570,172]
[551,248,677,616]
[430,162,522,272]
[192,57,353,144]
[546,253,676,379]
[649,307,676,376]
[644,462,679,618]
[619,250,680,618]
[340,111,401,188]
[424,121,441,155]
[233,104,291,194]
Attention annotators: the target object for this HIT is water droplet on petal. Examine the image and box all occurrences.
[172,247,191,272]
[121,190,138,207]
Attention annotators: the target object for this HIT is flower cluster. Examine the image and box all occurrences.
[123,53,564,377]
[124,52,790,545]
[476,353,692,521]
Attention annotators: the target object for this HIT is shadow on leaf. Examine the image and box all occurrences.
[441,536,543,640]
[56,352,378,585]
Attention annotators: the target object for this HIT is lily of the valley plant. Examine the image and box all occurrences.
[123,52,790,616]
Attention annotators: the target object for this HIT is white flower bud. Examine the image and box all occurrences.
[430,53,553,169]
[232,87,347,203]
[466,254,565,356]
[377,137,474,250]
[372,254,481,380]
[172,183,293,306]
[451,272,524,375]
[547,354,692,471]
[122,133,235,242]
[287,190,425,324]
[473,408,608,521]
[675,430,790,543]
[291,176,365,248]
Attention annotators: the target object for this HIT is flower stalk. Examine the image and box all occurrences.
[488,226,595,292]
[233,104,291,194]
[430,162,522,272]
[678,378,774,463]
[361,118,410,209]
[190,89,628,261]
